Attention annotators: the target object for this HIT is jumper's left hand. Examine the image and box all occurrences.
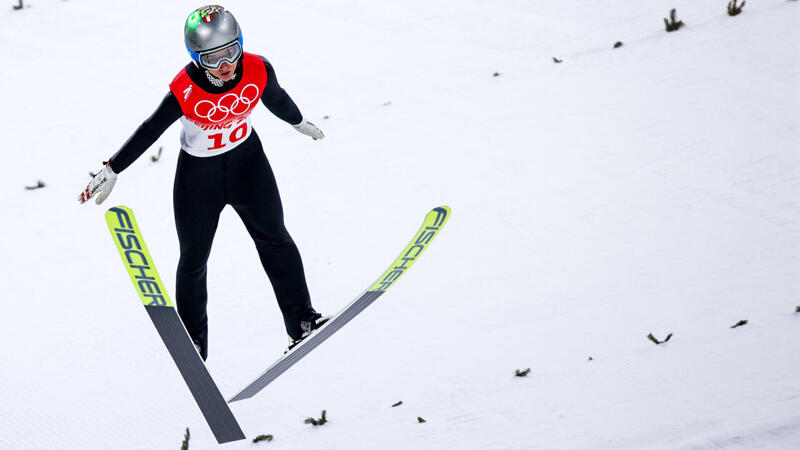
[293,118,324,140]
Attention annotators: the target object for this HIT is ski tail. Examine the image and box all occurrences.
[105,206,245,444]
[227,206,451,403]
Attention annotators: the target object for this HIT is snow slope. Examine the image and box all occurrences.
[1,0,798,448]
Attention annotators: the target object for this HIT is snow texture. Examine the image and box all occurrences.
[1,0,799,449]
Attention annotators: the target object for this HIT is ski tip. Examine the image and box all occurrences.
[105,205,132,218]
[105,206,138,231]
[427,206,451,228]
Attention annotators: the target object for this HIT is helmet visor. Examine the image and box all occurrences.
[198,41,242,70]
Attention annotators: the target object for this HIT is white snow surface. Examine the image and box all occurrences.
[1,0,799,449]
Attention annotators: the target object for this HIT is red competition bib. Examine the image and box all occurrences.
[169,52,267,157]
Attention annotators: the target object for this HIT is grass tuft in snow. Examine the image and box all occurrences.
[664,8,685,32]
[552,57,563,63]
[252,434,274,443]
[305,410,328,426]
[417,417,427,423]
[392,401,403,407]
[795,306,800,313]
[647,333,673,345]
[24,181,45,191]
[180,428,190,450]
[588,356,594,361]
[730,320,748,328]
[614,41,623,48]
[150,146,163,163]
[727,0,746,16]
[514,368,532,377]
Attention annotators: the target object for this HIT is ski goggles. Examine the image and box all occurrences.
[197,41,243,70]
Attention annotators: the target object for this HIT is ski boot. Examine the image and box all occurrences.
[286,315,331,353]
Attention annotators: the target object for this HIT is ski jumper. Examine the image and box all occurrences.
[108,53,319,358]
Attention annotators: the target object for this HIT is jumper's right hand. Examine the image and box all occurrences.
[78,162,117,205]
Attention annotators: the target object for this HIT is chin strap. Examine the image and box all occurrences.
[204,70,237,87]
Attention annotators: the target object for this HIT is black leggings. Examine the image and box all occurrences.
[173,132,316,347]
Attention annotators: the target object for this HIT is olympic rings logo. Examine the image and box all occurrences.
[193,83,260,123]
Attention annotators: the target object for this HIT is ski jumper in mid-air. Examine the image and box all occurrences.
[78,5,328,360]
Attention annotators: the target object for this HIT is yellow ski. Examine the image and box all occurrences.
[229,206,451,402]
[105,206,245,444]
